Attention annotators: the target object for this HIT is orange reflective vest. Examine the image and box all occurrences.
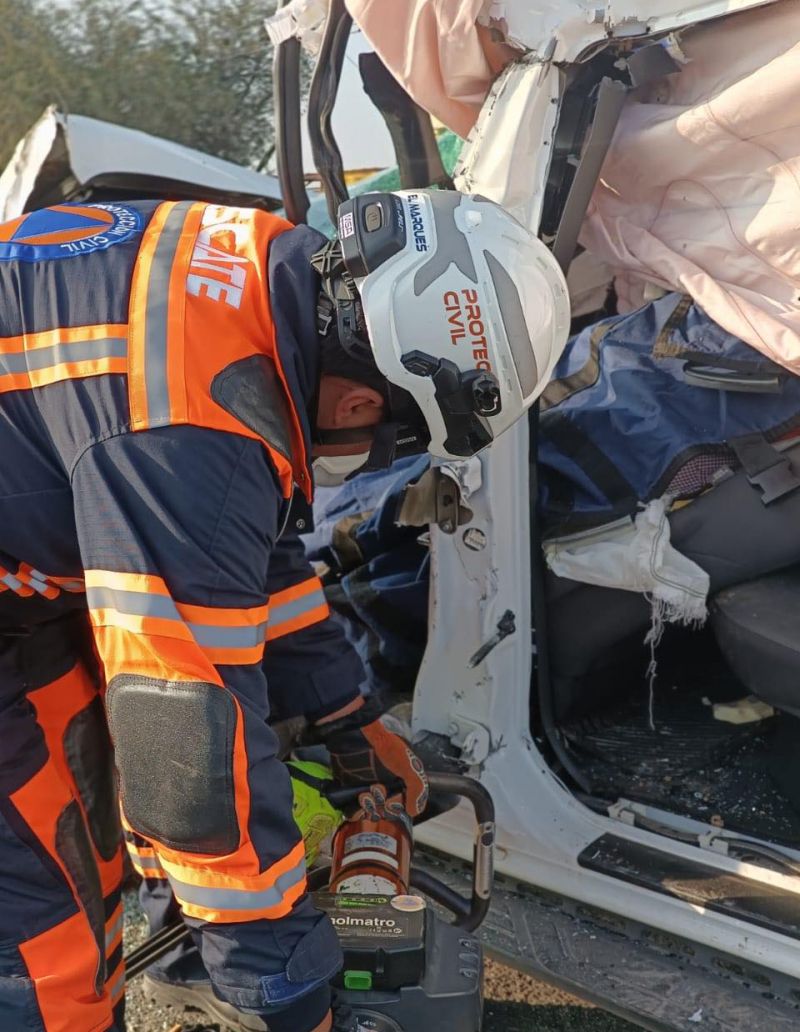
[128,200,313,499]
[0,200,313,500]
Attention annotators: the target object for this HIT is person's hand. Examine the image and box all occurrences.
[356,783,413,836]
[315,698,428,817]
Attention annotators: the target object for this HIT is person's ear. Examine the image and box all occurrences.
[332,384,384,428]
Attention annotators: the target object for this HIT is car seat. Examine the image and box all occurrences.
[712,570,800,719]
[545,442,800,721]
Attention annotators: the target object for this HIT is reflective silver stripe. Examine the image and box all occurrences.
[143,201,194,425]
[26,570,51,595]
[87,585,267,651]
[0,338,127,376]
[107,970,126,1002]
[168,857,306,914]
[1,573,22,591]
[128,850,165,872]
[86,585,180,621]
[105,911,124,949]
[59,579,86,592]
[188,621,269,649]
[269,587,327,630]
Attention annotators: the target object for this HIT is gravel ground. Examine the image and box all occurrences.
[124,894,635,1032]
[124,893,184,1032]
[482,958,636,1031]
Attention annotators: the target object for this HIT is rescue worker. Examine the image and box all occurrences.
[0,190,568,1032]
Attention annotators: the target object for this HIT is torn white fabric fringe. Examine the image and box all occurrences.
[264,0,328,55]
[544,498,709,729]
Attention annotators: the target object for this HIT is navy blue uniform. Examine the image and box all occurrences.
[0,201,363,1032]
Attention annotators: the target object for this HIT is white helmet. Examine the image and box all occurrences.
[313,189,570,467]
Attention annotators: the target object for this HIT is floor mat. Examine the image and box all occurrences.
[563,666,800,844]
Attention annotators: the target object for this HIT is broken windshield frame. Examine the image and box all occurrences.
[273,0,454,230]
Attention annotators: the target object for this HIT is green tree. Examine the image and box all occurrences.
[0,0,74,165]
[0,0,278,169]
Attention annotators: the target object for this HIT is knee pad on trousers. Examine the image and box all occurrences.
[106,676,239,854]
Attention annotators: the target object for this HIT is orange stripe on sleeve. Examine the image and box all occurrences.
[269,578,323,607]
[200,643,266,666]
[90,625,223,686]
[86,570,269,675]
[0,323,129,394]
[126,849,168,881]
[176,600,269,626]
[0,358,128,394]
[266,603,329,641]
[88,607,195,641]
[266,576,329,641]
[0,323,128,353]
[156,840,307,923]
[84,569,172,594]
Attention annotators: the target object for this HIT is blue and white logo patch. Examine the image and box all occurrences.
[0,203,143,261]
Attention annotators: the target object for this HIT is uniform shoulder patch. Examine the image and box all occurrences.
[0,203,143,261]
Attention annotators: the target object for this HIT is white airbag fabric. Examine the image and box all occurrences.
[544,498,709,627]
[581,0,800,373]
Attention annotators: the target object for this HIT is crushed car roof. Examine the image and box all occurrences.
[495,0,780,59]
[0,106,282,220]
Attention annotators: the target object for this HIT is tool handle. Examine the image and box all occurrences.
[414,771,495,932]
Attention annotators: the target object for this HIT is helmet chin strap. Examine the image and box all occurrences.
[312,424,397,474]
[313,427,376,446]
[313,422,427,474]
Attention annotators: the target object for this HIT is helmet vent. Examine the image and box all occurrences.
[484,250,539,396]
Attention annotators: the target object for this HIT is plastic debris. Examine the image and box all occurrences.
[712,697,775,725]
[264,0,328,55]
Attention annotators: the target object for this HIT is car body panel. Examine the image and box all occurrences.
[0,106,282,220]
[413,1,800,1008]
[500,0,779,59]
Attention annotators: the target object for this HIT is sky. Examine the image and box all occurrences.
[299,29,395,174]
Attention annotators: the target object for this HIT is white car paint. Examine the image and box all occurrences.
[0,106,282,222]
[499,0,778,59]
[414,0,799,982]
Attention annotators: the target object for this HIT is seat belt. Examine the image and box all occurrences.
[730,432,800,505]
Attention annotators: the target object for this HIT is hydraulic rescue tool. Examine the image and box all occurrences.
[125,770,495,1032]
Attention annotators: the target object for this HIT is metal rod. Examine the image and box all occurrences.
[125,921,191,981]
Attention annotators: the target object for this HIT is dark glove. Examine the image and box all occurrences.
[315,698,429,817]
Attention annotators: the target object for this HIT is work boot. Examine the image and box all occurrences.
[142,971,267,1032]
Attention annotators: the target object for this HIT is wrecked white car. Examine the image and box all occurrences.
[0,106,282,219]
[274,2,800,1028]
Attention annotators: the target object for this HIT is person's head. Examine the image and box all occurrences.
[311,343,387,485]
[310,190,571,486]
